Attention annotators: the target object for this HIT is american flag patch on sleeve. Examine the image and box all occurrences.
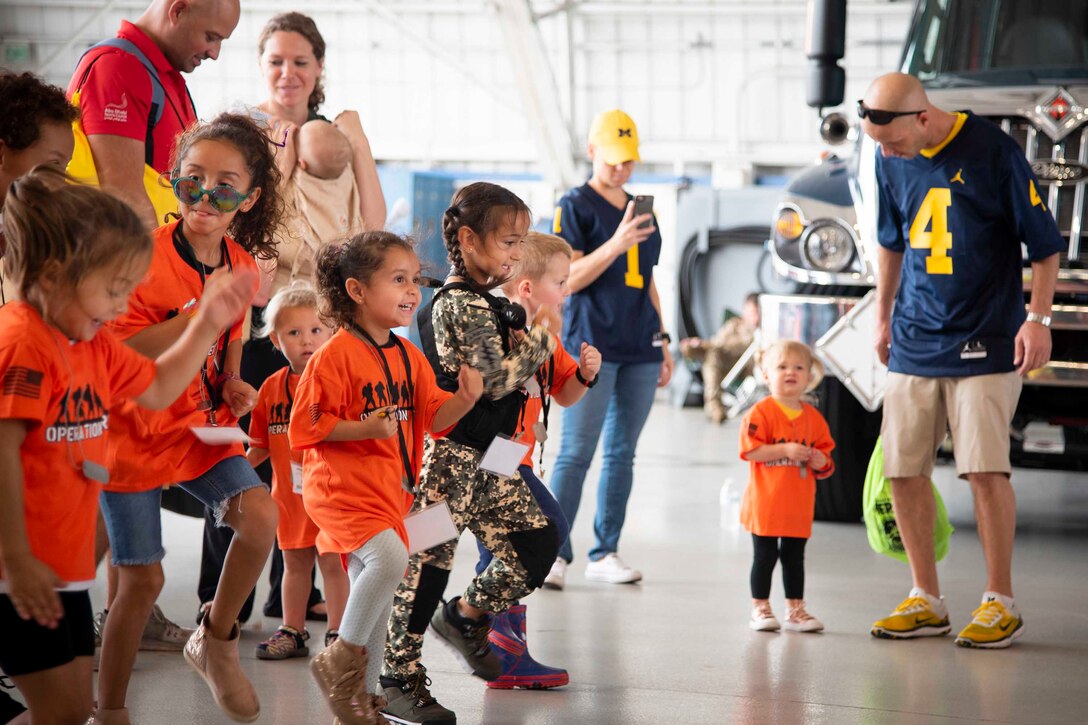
[748,423,758,436]
[2,367,44,399]
[309,403,322,425]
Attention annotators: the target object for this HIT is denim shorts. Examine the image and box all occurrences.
[100,455,264,566]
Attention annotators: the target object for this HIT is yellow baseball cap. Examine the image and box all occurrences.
[589,109,640,165]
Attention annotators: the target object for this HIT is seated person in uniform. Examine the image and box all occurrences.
[680,292,760,424]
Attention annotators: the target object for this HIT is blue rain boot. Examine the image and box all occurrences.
[486,604,569,689]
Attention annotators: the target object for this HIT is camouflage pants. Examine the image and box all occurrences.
[382,436,550,678]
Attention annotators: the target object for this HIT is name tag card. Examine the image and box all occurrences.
[404,500,459,555]
[190,426,250,445]
[290,461,305,494]
[478,435,530,478]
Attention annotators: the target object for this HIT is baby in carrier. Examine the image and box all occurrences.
[276,120,363,288]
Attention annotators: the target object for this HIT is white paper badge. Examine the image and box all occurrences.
[291,460,304,495]
[190,426,250,445]
[531,421,548,444]
[478,435,531,478]
[82,460,110,484]
[404,500,459,554]
[523,377,541,397]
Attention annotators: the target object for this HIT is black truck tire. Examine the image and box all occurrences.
[813,377,882,522]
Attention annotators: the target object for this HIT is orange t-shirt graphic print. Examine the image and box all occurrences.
[289,330,452,554]
[0,302,155,587]
[738,397,836,539]
[250,367,319,550]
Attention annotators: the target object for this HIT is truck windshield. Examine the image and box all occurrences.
[902,0,1088,86]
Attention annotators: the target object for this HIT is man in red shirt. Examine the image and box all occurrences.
[67,0,240,229]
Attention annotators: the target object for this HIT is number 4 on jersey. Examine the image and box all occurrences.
[909,187,953,275]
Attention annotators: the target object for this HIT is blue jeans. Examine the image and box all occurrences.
[100,456,264,566]
[549,360,659,563]
[475,464,569,575]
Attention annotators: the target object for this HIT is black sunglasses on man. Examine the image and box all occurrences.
[857,100,925,126]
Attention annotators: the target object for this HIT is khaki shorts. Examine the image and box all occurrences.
[882,371,1022,479]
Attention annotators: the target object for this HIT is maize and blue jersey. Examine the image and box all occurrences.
[876,111,1065,377]
[552,183,663,364]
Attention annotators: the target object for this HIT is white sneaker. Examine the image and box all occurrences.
[750,604,780,632]
[584,553,642,584]
[543,558,567,590]
[782,602,824,633]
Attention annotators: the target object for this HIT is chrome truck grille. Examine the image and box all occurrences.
[992,118,1088,267]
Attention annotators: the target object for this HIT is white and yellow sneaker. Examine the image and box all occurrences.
[871,588,951,639]
[955,594,1024,649]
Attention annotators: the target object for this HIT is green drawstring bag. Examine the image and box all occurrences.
[863,437,954,562]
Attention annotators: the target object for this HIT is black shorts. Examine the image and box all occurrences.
[0,591,94,676]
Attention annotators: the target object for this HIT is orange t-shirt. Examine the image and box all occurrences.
[517,335,579,468]
[106,221,258,492]
[289,329,452,553]
[738,396,836,538]
[250,367,319,550]
[0,302,155,587]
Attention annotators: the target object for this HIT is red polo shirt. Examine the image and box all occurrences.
[67,20,197,173]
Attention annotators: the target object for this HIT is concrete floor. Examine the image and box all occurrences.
[12,402,1088,724]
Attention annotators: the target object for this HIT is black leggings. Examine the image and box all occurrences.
[750,534,807,600]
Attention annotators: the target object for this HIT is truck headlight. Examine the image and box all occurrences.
[774,208,804,241]
[801,222,854,272]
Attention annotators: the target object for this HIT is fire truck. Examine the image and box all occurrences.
[763,0,1088,520]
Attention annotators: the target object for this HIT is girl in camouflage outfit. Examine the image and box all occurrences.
[379,183,561,725]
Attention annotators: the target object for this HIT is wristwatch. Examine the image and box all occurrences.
[575,369,598,388]
[1025,312,1052,328]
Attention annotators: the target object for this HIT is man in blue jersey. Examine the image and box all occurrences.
[861,73,1062,649]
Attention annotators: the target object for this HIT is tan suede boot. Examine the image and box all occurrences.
[310,640,377,724]
[89,707,130,724]
[332,695,387,724]
[183,616,259,722]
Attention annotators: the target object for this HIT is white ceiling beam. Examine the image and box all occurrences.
[493,0,580,189]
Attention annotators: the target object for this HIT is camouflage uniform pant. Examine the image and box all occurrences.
[382,436,549,678]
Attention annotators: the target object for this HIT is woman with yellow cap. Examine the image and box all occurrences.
[546,109,673,588]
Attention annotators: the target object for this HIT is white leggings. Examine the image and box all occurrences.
[340,529,409,694]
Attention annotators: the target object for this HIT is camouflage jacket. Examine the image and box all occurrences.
[431,287,555,400]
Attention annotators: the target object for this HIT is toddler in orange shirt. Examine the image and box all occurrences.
[0,167,254,725]
[248,281,349,661]
[739,340,835,633]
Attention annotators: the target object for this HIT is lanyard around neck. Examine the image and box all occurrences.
[346,322,418,493]
[173,223,234,418]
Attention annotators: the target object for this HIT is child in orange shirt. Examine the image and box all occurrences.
[739,340,835,634]
[0,167,254,725]
[290,232,482,723]
[473,231,601,689]
[97,114,284,722]
[248,281,348,660]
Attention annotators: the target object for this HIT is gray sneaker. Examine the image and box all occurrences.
[379,669,455,725]
[140,604,193,652]
[429,597,501,681]
[93,609,107,648]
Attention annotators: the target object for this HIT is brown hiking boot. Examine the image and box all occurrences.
[183,614,259,722]
[310,639,378,724]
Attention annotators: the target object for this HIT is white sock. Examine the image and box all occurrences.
[909,586,947,614]
[982,590,1017,612]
